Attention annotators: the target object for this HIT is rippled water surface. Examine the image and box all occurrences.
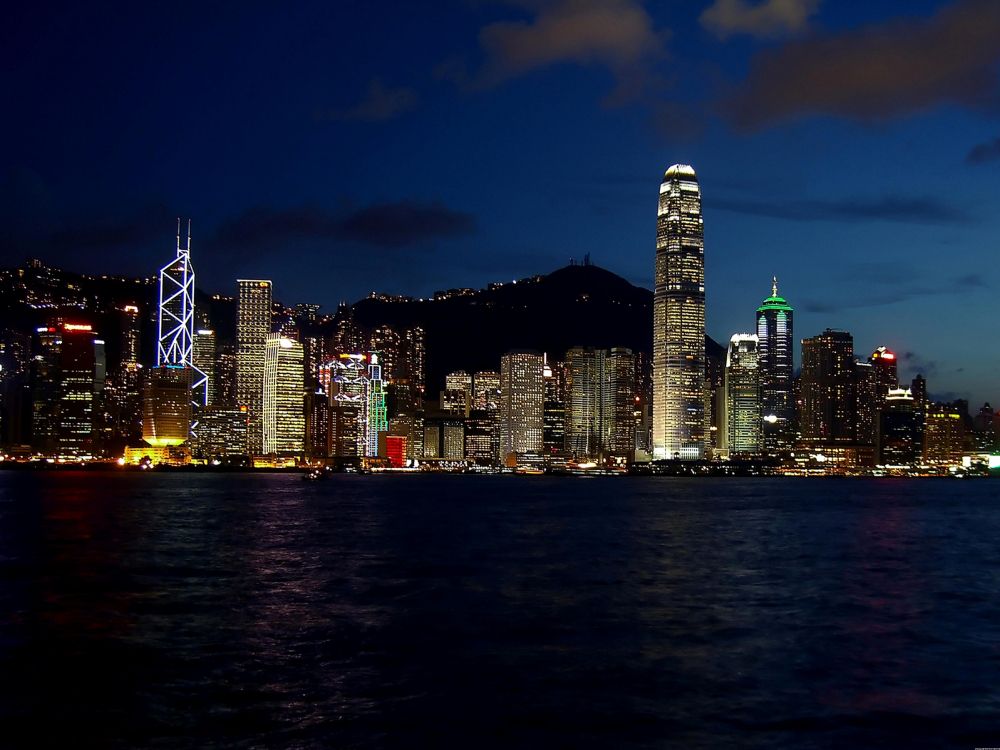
[1,472,999,748]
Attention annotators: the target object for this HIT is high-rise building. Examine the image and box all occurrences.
[565,347,607,459]
[924,402,966,465]
[606,347,636,461]
[262,334,305,457]
[465,410,496,464]
[856,346,899,447]
[473,371,501,410]
[442,421,464,460]
[31,325,62,454]
[157,220,207,406]
[800,329,856,445]
[329,354,367,458]
[142,366,192,447]
[756,278,794,452]
[653,164,706,460]
[723,334,761,457]
[191,406,249,459]
[57,323,99,456]
[500,351,544,460]
[236,279,272,455]
[878,388,917,465]
[192,329,216,406]
[365,352,388,457]
[542,358,566,459]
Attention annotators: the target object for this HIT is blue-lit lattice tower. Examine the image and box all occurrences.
[365,352,388,457]
[157,219,208,406]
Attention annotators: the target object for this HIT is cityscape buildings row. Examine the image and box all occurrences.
[0,166,997,472]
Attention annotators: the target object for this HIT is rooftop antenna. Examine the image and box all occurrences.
[772,275,778,297]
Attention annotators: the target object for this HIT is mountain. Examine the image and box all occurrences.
[346,263,721,391]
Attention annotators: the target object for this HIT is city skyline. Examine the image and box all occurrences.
[3,1,998,406]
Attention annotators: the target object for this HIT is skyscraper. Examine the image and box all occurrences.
[500,351,544,460]
[57,323,98,456]
[192,329,216,406]
[262,334,305,457]
[800,329,856,445]
[237,279,272,455]
[606,347,636,461]
[565,347,607,459]
[878,388,917,465]
[723,334,761,457]
[653,164,705,460]
[756,278,794,452]
[365,352,388,457]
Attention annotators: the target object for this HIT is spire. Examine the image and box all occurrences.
[187,218,192,253]
[176,217,181,257]
[771,276,778,297]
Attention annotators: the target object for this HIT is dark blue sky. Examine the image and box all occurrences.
[3,0,999,404]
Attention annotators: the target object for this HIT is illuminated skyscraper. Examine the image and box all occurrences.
[473,371,501,410]
[192,329,216,406]
[500,351,544,460]
[800,329,855,445]
[756,278,794,452]
[653,164,705,460]
[723,334,761,456]
[237,279,272,455]
[57,323,99,456]
[365,352,388,457]
[542,358,565,459]
[565,347,607,459]
[878,388,917,465]
[156,220,207,405]
[142,366,192,447]
[329,354,367,458]
[606,347,636,461]
[262,334,305,456]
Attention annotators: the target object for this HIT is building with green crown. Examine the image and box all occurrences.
[756,278,794,452]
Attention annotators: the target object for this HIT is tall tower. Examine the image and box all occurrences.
[723,334,761,457]
[262,334,305,457]
[756,277,794,453]
[800,329,855,445]
[236,279,273,455]
[157,219,207,405]
[653,164,706,460]
[500,350,544,460]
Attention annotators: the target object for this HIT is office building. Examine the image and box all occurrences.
[723,334,761,457]
[262,335,305,457]
[756,278,794,452]
[142,365,192,447]
[653,164,706,460]
[878,388,917,465]
[800,329,856,445]
[236,279,272,454]
[500,351,544,460]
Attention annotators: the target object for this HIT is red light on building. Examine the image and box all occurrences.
[385,435,407,468]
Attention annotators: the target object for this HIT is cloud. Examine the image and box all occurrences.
[800,274,986,314]
[470,0,665,104]
[320,78,418,122]
[212,201,475,251]
[898,350,939,378]
[966,136,1000,164]
[708,194,973,224]
[701,0,820,40]
[723,0,1000,129]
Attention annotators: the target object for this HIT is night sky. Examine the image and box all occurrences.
[3,0,999,404]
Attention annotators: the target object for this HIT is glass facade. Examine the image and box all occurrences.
[653,164,706,460]
[755,278,794,452]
